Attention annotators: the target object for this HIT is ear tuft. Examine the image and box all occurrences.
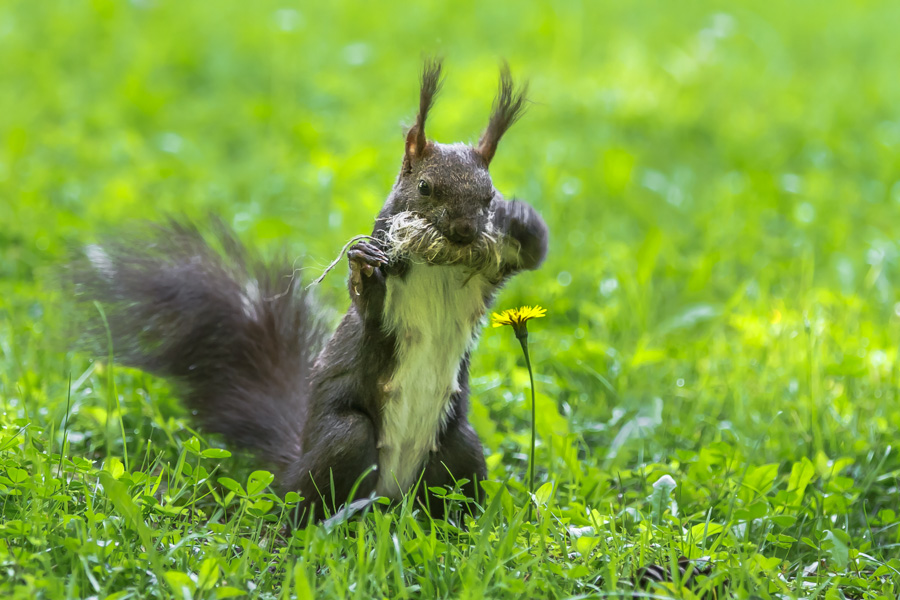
[404,58,444,170]
[477,63,529,166]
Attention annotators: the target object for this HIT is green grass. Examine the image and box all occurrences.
[3,0,900,597]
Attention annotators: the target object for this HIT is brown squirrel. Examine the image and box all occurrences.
[74,59,549,522]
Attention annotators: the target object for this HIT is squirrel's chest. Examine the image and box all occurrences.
[375,264,487,498]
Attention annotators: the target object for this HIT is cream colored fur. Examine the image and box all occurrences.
[375,264,489,498]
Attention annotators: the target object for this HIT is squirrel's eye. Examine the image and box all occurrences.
[417,180,432,196]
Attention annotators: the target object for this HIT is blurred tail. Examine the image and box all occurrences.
[71,219,327,474]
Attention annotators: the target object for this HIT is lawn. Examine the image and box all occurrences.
[2,0,900,598]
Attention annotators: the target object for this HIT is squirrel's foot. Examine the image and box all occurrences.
[348,241,388,296]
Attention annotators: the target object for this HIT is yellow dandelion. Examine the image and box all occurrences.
[491,305,547,337]
[491,305,547,517]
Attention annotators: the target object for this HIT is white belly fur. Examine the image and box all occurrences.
[375,263,487,499]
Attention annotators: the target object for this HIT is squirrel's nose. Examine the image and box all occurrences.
[447,222,477,245]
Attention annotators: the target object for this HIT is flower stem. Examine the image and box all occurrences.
[517,333,536,519]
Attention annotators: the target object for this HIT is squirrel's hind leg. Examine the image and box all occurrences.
[419,419,487,519]
[285,409,379,524]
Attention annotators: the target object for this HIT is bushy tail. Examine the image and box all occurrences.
[71,219,327,474]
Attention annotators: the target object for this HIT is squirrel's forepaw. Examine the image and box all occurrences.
[348,241,388,295]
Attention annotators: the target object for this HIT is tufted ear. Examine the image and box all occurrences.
[403,58,443,172]
[477,63,528,166]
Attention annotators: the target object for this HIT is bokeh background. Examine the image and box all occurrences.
[3,0,900,594]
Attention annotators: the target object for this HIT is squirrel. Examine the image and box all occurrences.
[73,59,549,523]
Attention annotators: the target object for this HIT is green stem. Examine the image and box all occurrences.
[517,333,536,519]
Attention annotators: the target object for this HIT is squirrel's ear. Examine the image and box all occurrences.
[477,63,528,167]
[404,58,443,171]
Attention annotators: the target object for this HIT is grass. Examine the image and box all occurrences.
[3,0,900,597]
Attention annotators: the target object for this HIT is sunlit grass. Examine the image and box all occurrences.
[3,0,900,598]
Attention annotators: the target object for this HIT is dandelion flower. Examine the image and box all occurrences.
[492,305,547,518]
[491,305,546,337]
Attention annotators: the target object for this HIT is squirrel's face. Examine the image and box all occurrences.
[376,59,527,271]
[378,142,504,272]
[390,142,498,246]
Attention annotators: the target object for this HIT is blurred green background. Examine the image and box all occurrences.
[3,0,900,591]
[5,0,900,432]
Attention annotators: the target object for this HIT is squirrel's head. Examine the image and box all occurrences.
[379,59,527,270]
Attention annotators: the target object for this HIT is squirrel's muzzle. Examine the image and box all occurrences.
[447,220,477,245]
[383,211,501,272]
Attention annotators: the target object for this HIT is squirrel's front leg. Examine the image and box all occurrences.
[492,199,549,272]
[347,241,389,321]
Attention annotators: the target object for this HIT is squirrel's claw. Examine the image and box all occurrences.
[348,241,388,295]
